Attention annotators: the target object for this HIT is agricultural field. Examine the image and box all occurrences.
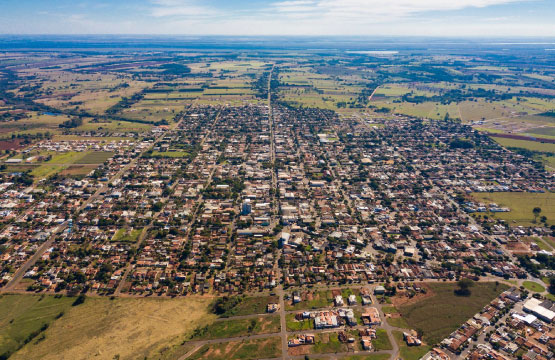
[397,282,509,345]
[10,295,213,360]
[471,192,555,227]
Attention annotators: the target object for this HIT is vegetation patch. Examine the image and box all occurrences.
[188,336,281,360]
[392,330,431,360]
[212,295,279,317]
[0,294,74,359]
[373,328,393,351]
[522,281,545,293]
[397,282,508,345]
[471,192,554,227]
[190,316,280,340]
[11,296,213,360]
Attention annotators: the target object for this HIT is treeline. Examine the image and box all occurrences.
[59,117,83,128]
[401,88,512,105]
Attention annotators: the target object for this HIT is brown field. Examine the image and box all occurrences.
[0,139,26,151]
[12,296,214,360]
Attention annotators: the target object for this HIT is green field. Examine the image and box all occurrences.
[398,282,508,345]
[190,316,280,340]
[286,313,313,331]
[373,328,393,351]
[343,355,391,360]
[150,151,190,158]
[493,137,555,153]
[522,281,546,293]
[217,295,279,317]
[78,151,114,164]
[392,330,431,360]
[189,337,281,360]
[286,290,333,311]
[311,332,349,354]
[471,192,555,226]
[387,316,410,329]
[0,294,74,358]
[111,228,143,243]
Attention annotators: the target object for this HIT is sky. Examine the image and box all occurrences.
[0,0,554,37]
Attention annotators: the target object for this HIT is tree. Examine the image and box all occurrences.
[455,278,474,296]
[533,207,542,223]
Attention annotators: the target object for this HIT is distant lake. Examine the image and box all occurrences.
[43,112,63,116]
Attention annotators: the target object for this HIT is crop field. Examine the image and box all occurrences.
[189,336,281,360]
[471,192,555,226]
[11,296,213,360]
[397,282,508,345]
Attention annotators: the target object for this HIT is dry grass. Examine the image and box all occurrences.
[12,296,214,360]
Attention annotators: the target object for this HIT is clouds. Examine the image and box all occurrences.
[0,0,551,36]
[150,0,220,18]
[270,0,528,21]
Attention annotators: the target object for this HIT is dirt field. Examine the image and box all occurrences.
[0,139,26,151]
[390,283,434,308]
[11,296,214,360]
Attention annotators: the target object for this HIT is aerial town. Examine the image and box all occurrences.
[0,37,554,360]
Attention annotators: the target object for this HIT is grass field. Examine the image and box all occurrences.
[190,316,280,340]
[522,281,546,293]
[493,137,555,153]
[397,282,508,345]
[11,296,213,360]
[471,192,555,226]
[188,336,281,360]
[78,151,114,164]
[392,330,431,360]
[373,328,393,351]
[111,228,143,243]
[286,313,313,331]
[343,355,391,360]
[286,290,333,311]
[219,295,279,317]
[311,332,350,354]
[150,151,190,158]
[387,316,410,329]
[0,294,74,358]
